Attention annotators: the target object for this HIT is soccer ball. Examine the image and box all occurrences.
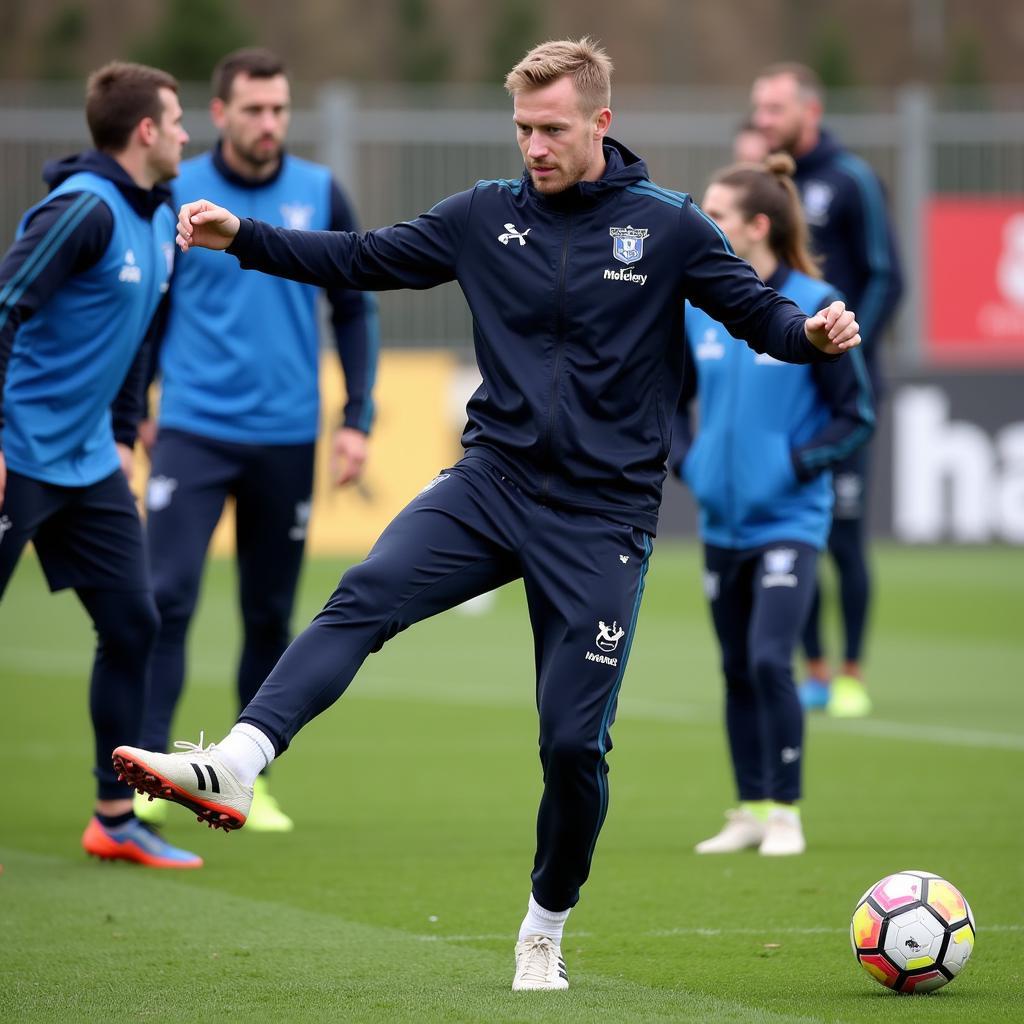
[850,870,975,993]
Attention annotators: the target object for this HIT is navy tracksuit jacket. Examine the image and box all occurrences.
[223,139,837,910]
[793,129,902,395]
[794,130,902,660]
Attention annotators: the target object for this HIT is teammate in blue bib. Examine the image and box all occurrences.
[672,153,874,857]
[0,62,201,869]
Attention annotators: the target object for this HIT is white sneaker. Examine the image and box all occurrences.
[758,809,806,856]
[694,808,766,854]
[113,733,253,831]
[512,935,569,991]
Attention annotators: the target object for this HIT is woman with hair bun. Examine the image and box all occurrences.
[672,154,875,856]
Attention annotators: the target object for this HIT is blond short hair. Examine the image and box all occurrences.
[504,37,613,113]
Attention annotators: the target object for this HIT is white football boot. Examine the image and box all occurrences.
[512,935,569,991]
[758,808,806,856]
[113,733,252,831]
[694,808,766,854]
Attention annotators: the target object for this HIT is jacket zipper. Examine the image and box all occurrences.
[540,212,573,499]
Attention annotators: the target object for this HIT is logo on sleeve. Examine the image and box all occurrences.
[418,472,450,494]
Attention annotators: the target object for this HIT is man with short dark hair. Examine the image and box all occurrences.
[116,38,862,987]
[136,48,378,833]
[752,62,904,718]
[0,61,201,868]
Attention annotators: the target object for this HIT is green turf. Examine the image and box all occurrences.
[1,542,1021,1022]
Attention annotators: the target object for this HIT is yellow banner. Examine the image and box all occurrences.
[137,348,463,558]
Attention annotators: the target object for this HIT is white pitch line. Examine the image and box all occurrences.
[412,923,1022,943]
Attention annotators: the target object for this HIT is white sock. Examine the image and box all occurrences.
[518,893,570,944]
[214,724,275,787]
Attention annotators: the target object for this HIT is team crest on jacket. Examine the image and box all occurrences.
[610,225,649,265]
[800,181,833,226]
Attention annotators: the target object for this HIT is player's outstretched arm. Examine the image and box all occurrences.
[804,300,861,356]
[176,200,241,253]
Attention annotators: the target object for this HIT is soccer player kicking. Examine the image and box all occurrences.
[0,63,201,869]
[114,38,861,988]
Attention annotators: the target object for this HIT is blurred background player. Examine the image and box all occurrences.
[137,48,379,832]
[751,62,902,717]
[0,62,200,868]
[672,153,874,855]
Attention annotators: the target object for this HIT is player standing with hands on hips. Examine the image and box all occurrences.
[672,154,874,857]
[114,39,861,989]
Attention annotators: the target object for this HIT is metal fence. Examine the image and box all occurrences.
[2,82,1023,365]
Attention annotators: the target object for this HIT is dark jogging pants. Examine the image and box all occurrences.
[141,428,315,754]
[239,452,653,912]
[703,542,818,804]
[0,468,158,800]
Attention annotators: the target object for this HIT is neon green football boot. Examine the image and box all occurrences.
[827,675,873,718]
[245,776,295,832]
[133,788,168,825]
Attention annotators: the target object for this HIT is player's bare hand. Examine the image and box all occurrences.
[804,300,861,355]
[137,418,158,454]
[331,427,368,487]
[116,442,135,481]
[176,199,240,253]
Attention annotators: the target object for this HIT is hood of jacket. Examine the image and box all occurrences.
[42,149,173,220]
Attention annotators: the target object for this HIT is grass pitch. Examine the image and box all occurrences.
[1,541,1021,1022]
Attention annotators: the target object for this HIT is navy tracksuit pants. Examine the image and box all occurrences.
[0,468,158,800]
[240,452,653,912]
[704,542,817,803]
[141,428,315,754]
[802,443,872,663]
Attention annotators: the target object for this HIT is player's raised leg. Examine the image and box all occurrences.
[114,458,522,828]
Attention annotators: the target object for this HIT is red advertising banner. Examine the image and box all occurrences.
[927,197,1024,364]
